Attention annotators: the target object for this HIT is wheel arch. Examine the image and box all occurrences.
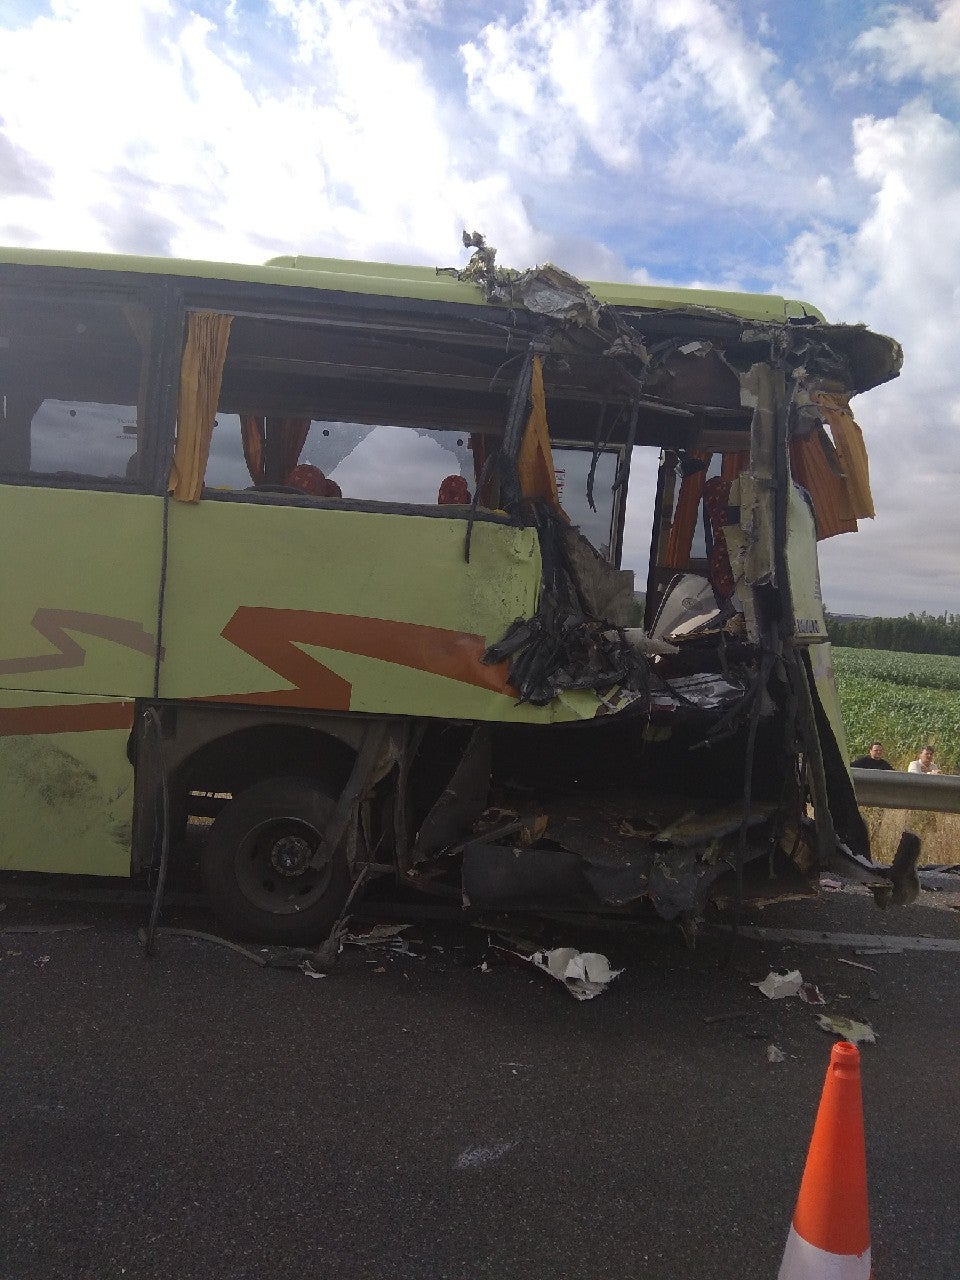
[130,703,365,873]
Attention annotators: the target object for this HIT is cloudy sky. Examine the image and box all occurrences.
[1,0,958,617]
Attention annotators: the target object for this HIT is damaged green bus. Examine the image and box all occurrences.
[0,241,908,943]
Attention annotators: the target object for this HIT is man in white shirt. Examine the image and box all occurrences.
[907,746,941,774]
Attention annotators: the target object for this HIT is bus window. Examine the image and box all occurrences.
[0,292,151,483]
[204,414,476,505]
[315,425,473,503]
[552,446,621,560]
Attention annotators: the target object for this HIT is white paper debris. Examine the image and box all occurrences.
[529,947,623,1001]
[767,1044,786,1064]
[752,969,803,999]
[816,1014,877,1045]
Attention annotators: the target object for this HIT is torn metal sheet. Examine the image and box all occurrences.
[657,672,749,711]
[502,264,603,327]
[647,848,729,919]
[527,947,623,1001]
[409,725,492,869]
[654,803,772,847]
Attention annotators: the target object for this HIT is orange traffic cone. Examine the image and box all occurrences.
[778,1040,872,1278]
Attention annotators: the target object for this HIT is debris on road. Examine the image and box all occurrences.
[527,947,623,1000]
[798,982,826,1005]
[815,1013,876,1045]
[344,923,412,947]
[752,969,803,999]
[767,1044,786,1064]
[836,957,878,973]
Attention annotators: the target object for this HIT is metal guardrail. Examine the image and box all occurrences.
[851,767,960,814]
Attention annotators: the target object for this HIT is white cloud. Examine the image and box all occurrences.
[461,0,782,181]
[855,0,960,86]
[0,0,541,266]
[784,98,960,614]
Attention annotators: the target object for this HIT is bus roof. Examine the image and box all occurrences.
[0,244,825,324]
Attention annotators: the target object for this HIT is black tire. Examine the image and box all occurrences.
[201,777,350,943]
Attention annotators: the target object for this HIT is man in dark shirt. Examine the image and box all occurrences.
[851,741,894,770]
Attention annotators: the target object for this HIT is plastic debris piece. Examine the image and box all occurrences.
[815,1013,876,1044]
[752,969,803,999]
[528,947,623,1001]
[767,1044,786,1063]
[798,982,826,1005]
[299,960,327,979]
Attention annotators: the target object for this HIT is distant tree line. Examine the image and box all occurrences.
[826,611,960,656]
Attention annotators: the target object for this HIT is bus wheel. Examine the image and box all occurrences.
[200,777,350,943]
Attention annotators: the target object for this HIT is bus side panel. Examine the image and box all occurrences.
[0,692,134,875]
[0,486,163,698]
[0,486,161,874]
[808,640,851,764]
[158,501,586,723]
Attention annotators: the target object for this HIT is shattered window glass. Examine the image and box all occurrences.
[554,446,620,558]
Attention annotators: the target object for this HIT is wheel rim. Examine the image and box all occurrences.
[234,816,335,916]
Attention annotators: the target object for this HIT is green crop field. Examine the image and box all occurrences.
[832,646,960,864]
[833,647,960,770]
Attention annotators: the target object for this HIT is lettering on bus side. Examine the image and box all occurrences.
[794,618,822,635]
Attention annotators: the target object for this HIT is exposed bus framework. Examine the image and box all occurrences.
[0,238,911,944]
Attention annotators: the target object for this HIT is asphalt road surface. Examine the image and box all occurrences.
[2,874,958,1280]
